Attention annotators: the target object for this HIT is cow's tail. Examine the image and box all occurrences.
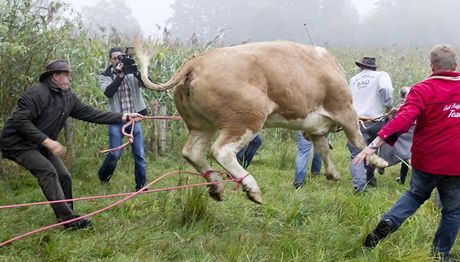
[135,40,189,92]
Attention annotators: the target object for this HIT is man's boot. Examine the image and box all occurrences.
[363,219,398,248]
[58,214,92,230]
[366,166,377,187]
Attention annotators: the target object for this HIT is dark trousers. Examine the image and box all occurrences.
[383,168,460,257]
[7,149,74,219]
[237,134,262,169]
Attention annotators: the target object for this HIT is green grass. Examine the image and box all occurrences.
[0,129,448,262]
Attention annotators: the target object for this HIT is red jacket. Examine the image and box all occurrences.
[378,71,460,176]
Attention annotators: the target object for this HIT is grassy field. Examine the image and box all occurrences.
[0,124,447,261]
[0,42,454,262]
[1,3,457,260]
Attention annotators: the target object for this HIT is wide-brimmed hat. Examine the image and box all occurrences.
[39,59,71,82]
[355,57,378,69]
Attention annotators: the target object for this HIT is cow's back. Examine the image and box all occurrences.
[172,41,352,133]
[184,41,350,121]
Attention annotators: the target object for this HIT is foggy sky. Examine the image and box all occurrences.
[67,0,174,36]
[67,0,377,36]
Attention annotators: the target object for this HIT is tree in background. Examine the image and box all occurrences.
[0,0,74,117]
[0,0,112,118]
[364,0,460,46]
[317,0,360,46]
[79,0,142,44]
[168,0,460,47]
[168,0,360,46]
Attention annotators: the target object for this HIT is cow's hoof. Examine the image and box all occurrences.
[325,173,341,181]
[369,155,389,168]
[240,175,262,204]
[207,183,224,202]
[246,191,263,205]
[205,172,224,201]
[208,190,224,201]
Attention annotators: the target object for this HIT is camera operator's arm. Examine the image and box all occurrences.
[99,64,125,98]
[103,76,123,98]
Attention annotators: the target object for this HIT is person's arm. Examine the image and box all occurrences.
[99,64,125,98]
[69,93,143,124]
[99,73,124,98]
[70,93,123,124]
[11,88,49,145]
[377,88,423,145]
[353,87,423,165]
[103,76,124,98]
[378,72,394,114]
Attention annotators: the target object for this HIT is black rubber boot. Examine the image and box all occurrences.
[59,214,92,230]
[363,219,398,248]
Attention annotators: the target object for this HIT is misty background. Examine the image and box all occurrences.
[68,0,460,47]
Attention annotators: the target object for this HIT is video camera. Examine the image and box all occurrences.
[117,47,138,75]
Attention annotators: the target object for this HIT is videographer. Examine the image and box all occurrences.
[97,47,149,191]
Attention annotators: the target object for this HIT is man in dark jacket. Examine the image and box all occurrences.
[0,59,143,229]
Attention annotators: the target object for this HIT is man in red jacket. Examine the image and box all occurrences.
[353,44,460,260]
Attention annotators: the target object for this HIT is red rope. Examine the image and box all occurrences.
[199,170,248,190]
[232,173,250,191]
[202,170,213,179]
[0,170,248,247]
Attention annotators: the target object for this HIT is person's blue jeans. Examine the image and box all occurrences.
[237,134,262,168]
[347,127,376,191]
[98,122,147,190]
[293,131,322,185]
[382,168,460,257]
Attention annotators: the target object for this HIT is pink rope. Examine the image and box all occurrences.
[100,120,134,153]
[100,115,182,154]
[230,173,250,191]
[201,170,213,179]
[0,179,225,209]
[144,115,182,121]
[0,170,246,247]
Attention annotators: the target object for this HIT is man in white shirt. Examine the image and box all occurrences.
[348,57,394,192]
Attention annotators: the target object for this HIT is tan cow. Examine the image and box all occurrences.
[135,41,388,204]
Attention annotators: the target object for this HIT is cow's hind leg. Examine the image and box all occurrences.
[332,106,388,168]
[307,134,342,181]
[210,129,263,204]
[182,130,224,201]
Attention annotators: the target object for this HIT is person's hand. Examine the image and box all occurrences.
[114,63,125,77]
[123,113,144,122]
[352,146,376,166]
[42,138,66,158]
